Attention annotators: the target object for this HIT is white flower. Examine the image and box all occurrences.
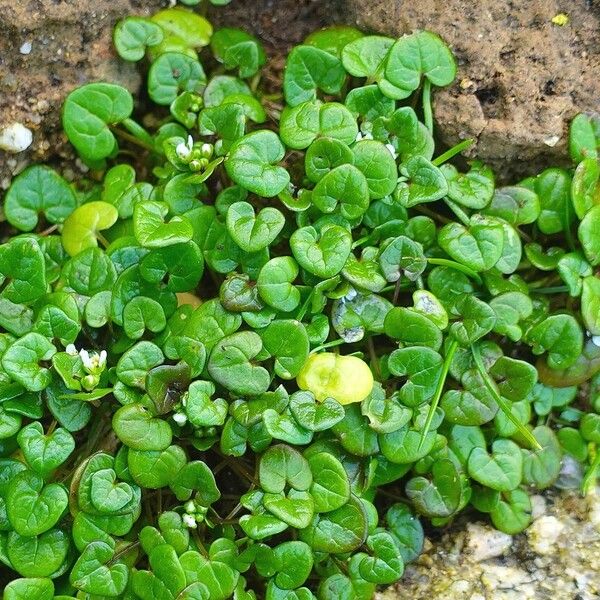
[184,500,196,514]
[200,143,213,158]
[65,343,78,356]
[173,412,188,426]
[176,135,194,160]
[592,335,600,347]
[182,513,197,529]
[79,349,107,374]
[385,143,398,159]
[79,349,92,370]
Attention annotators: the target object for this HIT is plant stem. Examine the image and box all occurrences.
[418,339,458,449]
[471,344,542,450]
[121,118,156,150]
[432,138,475,166]
[422,79,433,133]
[295,288,314,322]
[311,338,346,354]
[426,257,482,284]
[444,199,471,227]
[111,124,156,154]
[530,285,570,295]
[582,447,600,495]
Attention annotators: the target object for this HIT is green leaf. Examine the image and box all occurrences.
[441,161,494,209]
[70,541,129,596]
[395,156,448,207]
[2,333,56,392]
[280,101,358,150]
[284,45,346,106]
[211,27,266,78]
[289,391,345,432]
[385,31,456,98]
[261,320,309,379]
[61,201,118,257]
[113,17,163,61]
[527,314,583,370]
[307,451,350,512]
[112,403,172,451]
[62,83,133,161]
[148,52,206,105]
[490,489,531,534]
[134,201,193,248]
[226,201,285,252]
[534,168,573,235]
[378,235,427,282]
[298,495,368,553]
[582,276,600,335]
[5,166,76,232]
[578,204,600,266]
[290,224,352,278]
[388,346,443,406]
[208,331,270,396]
[305,137,354,183]
[569,112,600,162]
[312,164,369,219]
[352,140,398,199]
[225,130,290,197]
[6,471,68,535]
[467,439,523,491]
[0,238,47,304]
[17,422,74,478]
[438,215,504,272]
[571,157,600,219]
[4,578,54,600]
[7,529,70,578]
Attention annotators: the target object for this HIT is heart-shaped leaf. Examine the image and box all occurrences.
[226,201,285,252]
[289,390,345,431]
[263,490,314,528]
[406,459,461,518]
[2,333,56,392]
[134,201,193,248]
[90,468,134,513]
[290,224,352,278]
[70,541,129,596]
[385,31,456,97]
[358,531,404,584]
[467,439,523,491]
[307,451,350,512]
[257,256,301,313]
[17,422,75,478]
[63,83,133,161]
[6,470,68,536]
[225,130,290,197]
[112,403,172,451]
[208,331,270,396]
[113,17,164,61]
[4,166,77,232]
[61,201,118,257]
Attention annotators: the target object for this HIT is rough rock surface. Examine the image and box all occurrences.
[346,0,600,181]
[378,488,600,600]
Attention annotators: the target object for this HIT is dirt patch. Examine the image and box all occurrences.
[378,489,600,600]
[346,0,600,181]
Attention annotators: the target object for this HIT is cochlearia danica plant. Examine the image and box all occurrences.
[1,3,600,598]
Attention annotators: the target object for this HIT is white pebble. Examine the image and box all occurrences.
[465,522,512,562]
[527,515,565,555]
[0,123,33,153]
[19,41,32,55]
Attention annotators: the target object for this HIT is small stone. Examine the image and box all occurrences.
[586,487,600,532]
[0,122,33,153]
[465,522,512,562]
[543,134,561,147]
[530,494,547,520]
[527,515,565,555]
[19,41,32,55]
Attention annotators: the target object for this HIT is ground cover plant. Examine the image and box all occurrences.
[1,4,600,598]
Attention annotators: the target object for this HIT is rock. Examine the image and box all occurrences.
[530,494,547,520]
[527,515,565,555]
[0,123,33,153]
[465,522,512,562]
[345,0,600,181]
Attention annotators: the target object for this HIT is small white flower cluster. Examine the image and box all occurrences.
[175,135,214,172]
[65,344,107,390]
[182,499,208,529]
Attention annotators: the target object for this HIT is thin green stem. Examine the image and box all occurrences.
[121,117,156,149]
[444,199,471,227]
[422,79,433,133]
[426,257,482,284]
[582,448,600,495]
[471,344,542,450]
[352,236,370,249]
[530,285,570,295]
[419,339,459,450]
[111,126,156,154]
[432,138,475,166]
[295,288,314,322]
[311,338,346,354]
